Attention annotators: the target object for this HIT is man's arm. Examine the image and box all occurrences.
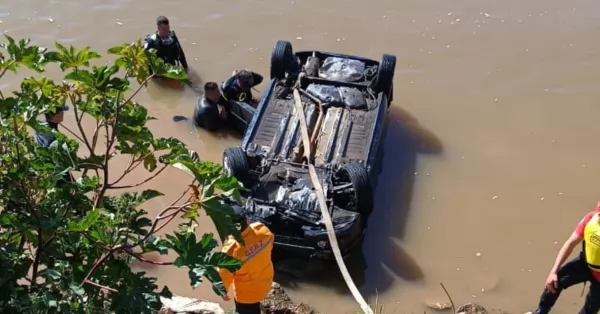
[218,265,235,295]
[143,38,156,75]
[174,37,189,71]
[217,241,237,296]
[143,36,155,51]
[250,71,263,87]
[549,231,583,274]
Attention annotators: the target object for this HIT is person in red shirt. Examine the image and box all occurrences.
[530,202,600,314]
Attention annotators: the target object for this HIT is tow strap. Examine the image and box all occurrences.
[292,89,373,314]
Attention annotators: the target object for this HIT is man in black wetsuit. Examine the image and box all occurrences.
[144,16,189,74]
[34,106,74,185]
[193,82,228,131]
[220,70,263,108]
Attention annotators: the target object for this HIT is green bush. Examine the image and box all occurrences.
[0,35,245,313]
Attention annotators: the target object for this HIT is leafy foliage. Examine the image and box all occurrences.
[0,35,243,313]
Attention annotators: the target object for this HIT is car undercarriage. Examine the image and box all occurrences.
[223,40,396,258]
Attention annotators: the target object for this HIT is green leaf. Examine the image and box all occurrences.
[43,293,58,308]
[39,268,62,281]
[204,252,242,272]
[204,267,227,297]
[170,160,204,183]
[140,189,163,203]
[143,154,157,172]
[69,283,85,296]
[144,235,170,255]
[202,199,241,244]
[67,209,101,231]
[54,42,101,70]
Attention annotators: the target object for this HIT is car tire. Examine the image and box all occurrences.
[270,40,294,80]
[223,147,251,188]
[375,54,396,102]
[337,163,374,217]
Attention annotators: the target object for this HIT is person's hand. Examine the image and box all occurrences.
[545,272,559,293]
[218,105,227,120]
[231,69,239,76]
[222,295,231,302]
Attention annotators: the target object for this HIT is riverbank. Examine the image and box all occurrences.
[159,282,495,314]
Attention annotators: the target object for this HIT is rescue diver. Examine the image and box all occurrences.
[529,202,600,314]
[218,205,274,314]
[193,82,227,131]
[220,70,263,108]
[34,105,74,185]
[144,16,189,74]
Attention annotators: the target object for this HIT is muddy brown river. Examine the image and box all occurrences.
[2,0,600,312]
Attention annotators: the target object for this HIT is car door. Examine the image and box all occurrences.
[228,100,256,134]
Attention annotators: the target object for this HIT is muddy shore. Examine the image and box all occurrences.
[159,282,496,314]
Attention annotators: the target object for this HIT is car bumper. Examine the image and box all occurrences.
[273,227,365,260]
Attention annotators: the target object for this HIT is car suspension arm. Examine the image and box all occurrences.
[292,88,373,314]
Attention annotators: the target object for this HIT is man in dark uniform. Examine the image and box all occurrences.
[144,16,189,74]
[34,105,74,186]
[220,70,263,108]
[193,82,227,131]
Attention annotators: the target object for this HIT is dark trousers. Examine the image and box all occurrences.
[537,253,600,314]
[234,300,261,314]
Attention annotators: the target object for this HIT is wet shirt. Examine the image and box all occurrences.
[193,96,221,131]
[34,122,59,148]
[219,72,264,106]
[575,202,600,281]
[218,222,274,304]
[144,31,188,70]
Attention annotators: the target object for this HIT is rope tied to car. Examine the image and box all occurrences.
[292,88,374,314]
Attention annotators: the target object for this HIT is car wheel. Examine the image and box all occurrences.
[270,40,294,80]
[375,54,396,102]
[222,147,251,188]
[336,163,374,217]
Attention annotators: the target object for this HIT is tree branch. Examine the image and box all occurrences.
[70,96,94,154]
[57,124,85,143]
[31,227,43,283]
[84,279,118,293]
[124,184,193,250]
[91,120,103,151]
[110,165,167,189]
[119,74,154,108]
[81,245,121,284]
[109,155,135,186]
[129,251,173,266]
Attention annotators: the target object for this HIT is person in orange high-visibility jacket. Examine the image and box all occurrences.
[218,205,274,314]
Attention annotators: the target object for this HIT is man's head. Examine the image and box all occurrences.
[204,82,221,103]
[45,106,68,124]
[236,70,254,90]
[156,16,170,37]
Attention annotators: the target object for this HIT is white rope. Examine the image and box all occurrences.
[292,89,373,314]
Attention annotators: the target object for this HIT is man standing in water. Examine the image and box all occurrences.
[144,16,189,74]
[219,205,274,314]
[529,202,600,314]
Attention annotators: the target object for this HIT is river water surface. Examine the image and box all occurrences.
[2,0,600,313]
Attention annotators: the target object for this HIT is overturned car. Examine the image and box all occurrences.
[222,40,396,259]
